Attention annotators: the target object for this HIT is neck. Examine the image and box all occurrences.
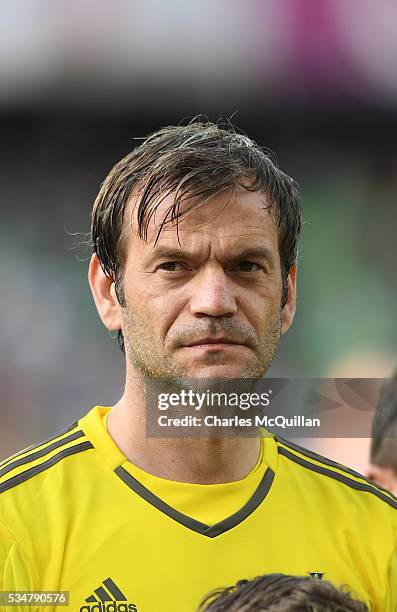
[107,369,261,484]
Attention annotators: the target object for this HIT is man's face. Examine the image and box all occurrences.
[115,187,295,383]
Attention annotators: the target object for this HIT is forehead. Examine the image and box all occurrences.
[125,187,279,251]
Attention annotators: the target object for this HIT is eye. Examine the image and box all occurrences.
[236,260,262,272]
[157,261,186,272]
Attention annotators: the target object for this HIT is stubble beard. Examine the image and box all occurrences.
[121,304,282,389]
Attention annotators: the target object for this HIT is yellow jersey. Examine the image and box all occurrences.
[0,406,396,611]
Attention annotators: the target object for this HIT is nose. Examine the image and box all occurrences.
[189,265,238,318]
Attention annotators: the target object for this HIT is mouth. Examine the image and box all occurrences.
[183,337,245,349]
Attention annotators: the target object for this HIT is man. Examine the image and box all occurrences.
[199,573,368,611]
[0,121,396,612]
[367,371,397,495]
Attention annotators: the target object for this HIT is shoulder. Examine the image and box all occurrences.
[274,435,397,515]
[0,420,93,499]
[0,420,95,570]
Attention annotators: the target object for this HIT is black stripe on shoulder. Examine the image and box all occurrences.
[0,430,85,478]
[0,420,80,469]
[275,435,367,480]
[276,435,397,503]
[278,446,397,510]
[0,441,93,494]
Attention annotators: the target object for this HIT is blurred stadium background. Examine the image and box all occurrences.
[1,0,396,472]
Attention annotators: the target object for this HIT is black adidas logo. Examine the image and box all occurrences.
[80,577,137,612]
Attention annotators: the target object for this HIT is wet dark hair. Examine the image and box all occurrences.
[198,573,368,612]
[91,119,301,352]
[371,371,397,473]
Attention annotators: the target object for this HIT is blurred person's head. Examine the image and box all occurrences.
[89,119,300,384]
[198,573,368,611]
[367,371,397,495]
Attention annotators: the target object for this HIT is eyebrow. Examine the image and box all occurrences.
[226,247,276,265]
[143,246,276,267]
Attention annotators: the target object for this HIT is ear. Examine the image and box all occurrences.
[281,262,297,335]
[366,464,397,496]
[88,254,122,331]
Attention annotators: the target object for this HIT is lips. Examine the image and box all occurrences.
[184,337,243,347]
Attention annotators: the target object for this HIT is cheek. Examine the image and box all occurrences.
[239,282,282,317]
[125,281,184,336]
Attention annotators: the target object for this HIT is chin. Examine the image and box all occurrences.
[188,365,252,380]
